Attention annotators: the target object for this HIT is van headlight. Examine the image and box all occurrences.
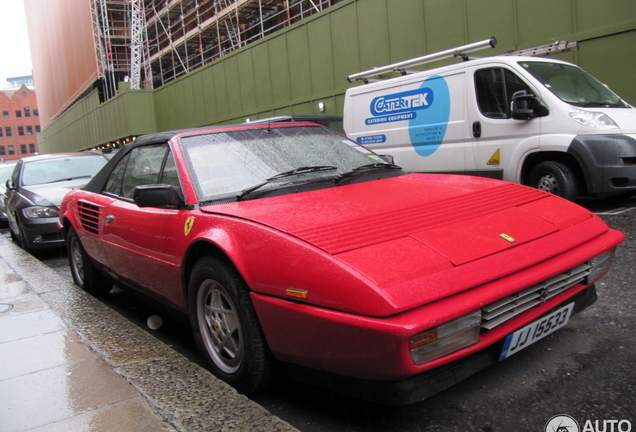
[23,206,59,218]
[569,106,618,129]
[588,248,617,283]
[409,311,481,365]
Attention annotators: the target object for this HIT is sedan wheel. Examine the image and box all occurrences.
[188,257,274,394]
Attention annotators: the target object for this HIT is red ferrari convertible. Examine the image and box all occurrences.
[58,123,623,404]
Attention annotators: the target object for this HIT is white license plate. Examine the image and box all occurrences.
[499,303,574,361]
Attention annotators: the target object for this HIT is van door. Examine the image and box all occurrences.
[467,66,543,182]
[347,70,472,174]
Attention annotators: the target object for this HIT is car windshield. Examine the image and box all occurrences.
[21,155,108,186]
[519,61,629,108]
[180,126,391,201]
[0,164,16,184]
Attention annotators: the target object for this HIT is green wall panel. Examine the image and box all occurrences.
[269,36,292,107]
[330,3,360,91]
[287,27,312,102]
[237,50,257,114]
[387,0,425,64]
[307,18,335,94]
[251,43,274,109]
[356,0,390,72]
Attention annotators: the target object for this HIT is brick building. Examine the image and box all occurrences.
[0,84,40,161]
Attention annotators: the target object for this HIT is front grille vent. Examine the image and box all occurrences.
[481,263,591,331]
[77,201,102,235]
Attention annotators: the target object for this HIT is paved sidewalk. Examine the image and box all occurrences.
[0,235,298,432]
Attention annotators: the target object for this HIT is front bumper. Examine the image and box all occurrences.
[284,285,597,405]
[568,134,636,196]
[19,215,64,249]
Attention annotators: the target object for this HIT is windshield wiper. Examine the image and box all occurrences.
[237,165,338,200]
[267,165,337,180]
[47,175,92,184]
[335,163,402,183]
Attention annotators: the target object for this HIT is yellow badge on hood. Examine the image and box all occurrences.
[184,217,195,236]
[499,233,516,243]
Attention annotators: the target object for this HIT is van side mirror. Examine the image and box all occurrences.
[6,179,15,191]
[511,91,549,120]
[133,184,185,208]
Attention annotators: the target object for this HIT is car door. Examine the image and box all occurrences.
[98,143,191,307]
[467,65,543,182]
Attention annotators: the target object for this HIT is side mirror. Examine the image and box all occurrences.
[6,179,15,191]
[379,154,395,164]
[511,91,549,120]
[133,184,185,208]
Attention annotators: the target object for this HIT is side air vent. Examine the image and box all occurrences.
[77,201,103,235]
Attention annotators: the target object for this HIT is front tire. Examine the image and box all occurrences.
[528,161,577,201]
[67,227,112,296]
[188,257,274,395]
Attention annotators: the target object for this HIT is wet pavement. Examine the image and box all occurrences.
[0,236,298,432]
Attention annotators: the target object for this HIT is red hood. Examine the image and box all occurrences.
[202,174,589,259]
[202,174,599,315]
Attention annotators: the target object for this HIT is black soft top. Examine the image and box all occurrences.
[81,122,321,193]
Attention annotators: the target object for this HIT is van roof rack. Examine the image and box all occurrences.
[347,37,497,83]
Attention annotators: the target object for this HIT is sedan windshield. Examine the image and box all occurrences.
[21,155,108,186]
[180,126,392,201]
[519,61,629,108]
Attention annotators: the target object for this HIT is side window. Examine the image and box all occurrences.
[104,153,130,196]
[475,68,533,119]
[104,143,180,199]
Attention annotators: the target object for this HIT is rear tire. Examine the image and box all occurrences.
[528,161,577,201]
[67,227,112,296]
[188,257,274,395]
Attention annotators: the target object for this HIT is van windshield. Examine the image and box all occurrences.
[519,61,629,108]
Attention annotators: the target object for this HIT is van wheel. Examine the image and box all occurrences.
[528,161,577,201]
[188,257,275,395]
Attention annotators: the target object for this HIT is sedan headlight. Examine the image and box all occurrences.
[23,206,59,218]
[569,106,619,129]
[409,311,481,365]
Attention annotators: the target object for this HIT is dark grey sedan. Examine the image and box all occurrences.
[4,152,108,251]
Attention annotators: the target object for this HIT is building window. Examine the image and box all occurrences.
[33,109,39,117]
[18,126,24,136]
[8,145,14,155]
[29,143,36,153]
[27,126,33,135]
[0,146,4,156]
[15,110,22,118]
[5,127,11,137]
[0,128,3,137]
[2,111,8,118]
[24,107,31,117]
[35,125,41,133]
[20,144,27,154]
[22,91,27,97]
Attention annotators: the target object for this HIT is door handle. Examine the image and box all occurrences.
[472,121,482,138]
[105,214,115,223]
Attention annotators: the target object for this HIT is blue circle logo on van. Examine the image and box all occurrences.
[409,75,450,156]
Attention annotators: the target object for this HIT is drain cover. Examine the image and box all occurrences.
[0,304,14,314]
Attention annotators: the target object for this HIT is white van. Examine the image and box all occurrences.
[343,39,636,200]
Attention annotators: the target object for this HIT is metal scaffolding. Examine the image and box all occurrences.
[90,0,340,100]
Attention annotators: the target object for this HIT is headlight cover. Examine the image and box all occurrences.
[569,106,619,129]
[587,248,617,283]
[23,206,59,219]
[409,311,481,365]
